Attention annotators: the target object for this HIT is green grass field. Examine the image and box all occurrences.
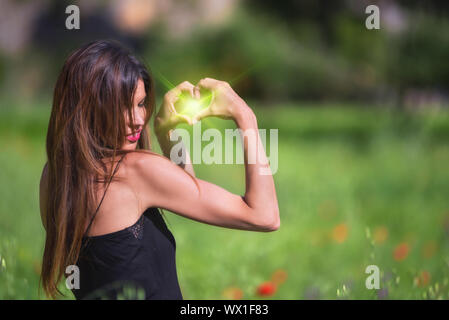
[1,103,449,299]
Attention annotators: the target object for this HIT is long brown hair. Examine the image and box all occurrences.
[40,40,161,299]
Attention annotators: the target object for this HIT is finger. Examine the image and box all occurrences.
[196,77,223,91]
[168,102,177,115]
[175,114,193,125]
[164,87,182,104]
[165,81,195,104]
[194,86,200,99]
[196,78,218,90]
[192,107,211,124]
[177,81,195,98]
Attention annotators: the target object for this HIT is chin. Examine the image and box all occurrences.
[122,141,138,150]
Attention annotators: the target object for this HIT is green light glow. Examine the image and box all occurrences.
[151,63,264,125]
[152,68,176,91]
[175,93,213,119]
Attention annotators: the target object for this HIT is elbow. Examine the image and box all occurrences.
[257,210,280,232]
[267,215,280,232]
[263,222,279,232]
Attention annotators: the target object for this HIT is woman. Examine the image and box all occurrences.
[39,39,279,300]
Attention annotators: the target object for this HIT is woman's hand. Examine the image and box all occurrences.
[154,81,197,177]
[192,78,253,123]
[154,81,196,135]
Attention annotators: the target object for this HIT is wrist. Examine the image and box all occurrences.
[233,104,256,128]
[154,116,170,137]
[155,126,174,157]
[155,127,172,143]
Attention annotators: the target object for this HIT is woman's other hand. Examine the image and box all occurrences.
[154,81,196,135]
[192,78,253,123]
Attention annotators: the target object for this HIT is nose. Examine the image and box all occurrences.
[133,108,146,127]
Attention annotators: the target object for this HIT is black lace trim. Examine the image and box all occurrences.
[127,215,145,240]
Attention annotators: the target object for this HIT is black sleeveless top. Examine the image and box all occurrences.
[72,156,183,300]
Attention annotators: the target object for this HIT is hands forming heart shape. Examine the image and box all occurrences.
[154,78,248,134]
[174,88,214,124]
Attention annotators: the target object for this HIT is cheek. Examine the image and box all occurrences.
[138,107,148,122]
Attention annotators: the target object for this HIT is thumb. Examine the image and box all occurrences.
[192,107,211,124]
[175,114,193,126]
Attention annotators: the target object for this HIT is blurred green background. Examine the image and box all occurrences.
[1,0,449,299]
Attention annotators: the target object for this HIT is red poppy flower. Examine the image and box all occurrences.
[393,242,410,261]
[256,281,277,297]
[271,269,288,285]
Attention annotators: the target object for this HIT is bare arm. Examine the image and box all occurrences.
[137,78,279,232]
[155,128,195,177]
[231,105,279,228]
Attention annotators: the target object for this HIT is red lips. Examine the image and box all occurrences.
[126,129,142,142]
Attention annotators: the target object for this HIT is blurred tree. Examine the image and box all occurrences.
[245,0,346,46]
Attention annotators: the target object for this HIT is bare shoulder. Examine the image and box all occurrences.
[124,151,186,180]
[123,151,199,208]
[39,162,49,230]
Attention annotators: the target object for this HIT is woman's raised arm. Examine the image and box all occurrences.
[135,78,279,232]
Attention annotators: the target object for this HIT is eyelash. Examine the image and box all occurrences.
[138,103,145,108]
